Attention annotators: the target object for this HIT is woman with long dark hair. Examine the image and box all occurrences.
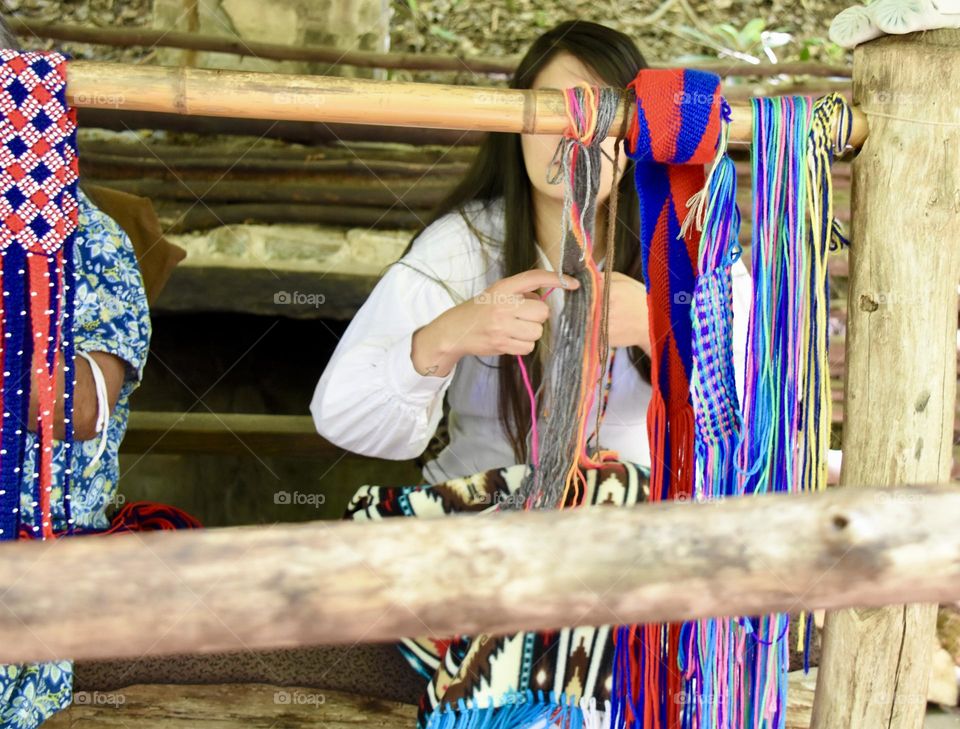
[312,20,754,484]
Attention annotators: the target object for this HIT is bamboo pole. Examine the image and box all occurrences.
[10,19,853,78]
[811,29,960,729]
[0,484,959,664]
[63,62,870,146]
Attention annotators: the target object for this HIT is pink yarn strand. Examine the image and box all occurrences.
[516,286,559,469]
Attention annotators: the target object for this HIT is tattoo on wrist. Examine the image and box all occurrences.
[420,364,439,377]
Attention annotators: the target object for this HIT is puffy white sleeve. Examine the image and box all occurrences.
[310,211,485,460]
[730,255,753,407]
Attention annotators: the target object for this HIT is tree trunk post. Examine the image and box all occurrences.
[811,28,960,729]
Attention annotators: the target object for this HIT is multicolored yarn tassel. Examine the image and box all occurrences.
[695,93,852,728]
[611,68,721,729]
[678,97,748,729]
[0,50,78,542]
[426,689,610,729]
[689,98,743,499]
[444,82,626,728]
[735,93,852,500]
[795,91,852,670]
[510,83,622,511]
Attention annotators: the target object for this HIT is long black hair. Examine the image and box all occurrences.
[402,20,651,462]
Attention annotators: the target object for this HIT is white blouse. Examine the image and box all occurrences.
[311,196,754,484]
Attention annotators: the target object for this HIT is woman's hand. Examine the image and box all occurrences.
[411,269,579,377]
[606,272,651,351]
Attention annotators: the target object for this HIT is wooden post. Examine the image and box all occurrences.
[812,29,960,729]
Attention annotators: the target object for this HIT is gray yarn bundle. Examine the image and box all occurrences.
[504,86,622,511]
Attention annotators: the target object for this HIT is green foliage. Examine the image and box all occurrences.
[798,37,845,63]
[429,26,460,42]
[398,0,461,47]
[711,18,766,50]
[677,17,792,62]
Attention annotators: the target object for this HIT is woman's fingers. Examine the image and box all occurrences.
[507,319,543,343]
[497,268,579,294]
[514,297,550,323]
[503,338,537,356]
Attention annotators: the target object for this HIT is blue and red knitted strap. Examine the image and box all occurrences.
[0,49,79,541]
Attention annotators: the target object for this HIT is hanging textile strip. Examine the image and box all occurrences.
[689,98,743,503]
[0,49,78,542]
[678,96,749,729]
[725,94,815,729]
[794,92,852,670]
[706,94,852,729]
[609,68,721,729]
[509,84,622,512]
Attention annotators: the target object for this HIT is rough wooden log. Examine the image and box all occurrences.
[76,140,849,181]
[80,152,470,179]
[78,139,478,165]
[90,178,452,206]
[811,29,960,729]
[0,484,959,664]
[79,151,849,188]
[11,19,852,79]
[11,19,519,75]
[76,108,488,146]
[155,202,426,233]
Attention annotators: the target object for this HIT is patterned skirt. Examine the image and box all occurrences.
[343,461,650,728]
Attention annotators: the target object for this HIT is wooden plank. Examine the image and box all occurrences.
[155,201,426,234]
[42,675,815,728]
[44,684,416,728]
[152,265,380,320]
[39,673,958,728]
[812,29,960,729]
[1,484,960,664]
[120,412,338,457]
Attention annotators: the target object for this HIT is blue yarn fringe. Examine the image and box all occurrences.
[424,689,598,729]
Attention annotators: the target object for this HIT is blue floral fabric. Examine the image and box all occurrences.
[0,189,151,728]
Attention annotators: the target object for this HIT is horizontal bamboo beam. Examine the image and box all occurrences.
[0,483,957,664]
[64,62,870,147]
[12,19,852,79]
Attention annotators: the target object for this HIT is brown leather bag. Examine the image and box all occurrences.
[81,183,187,306]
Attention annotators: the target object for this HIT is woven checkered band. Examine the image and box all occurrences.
[692,266,741,444]
[0,49,78,255]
